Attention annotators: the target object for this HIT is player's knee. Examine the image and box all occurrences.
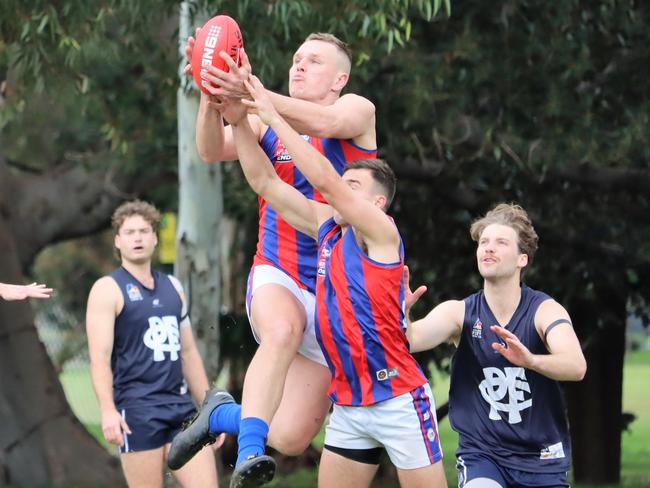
[259,320,303,350]
[268,431,311,456]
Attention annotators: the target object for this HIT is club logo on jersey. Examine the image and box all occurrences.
[472,319,483,339]
[143,315,181,361]
[152,298,163,308]
[376,367,399,381]
[273,140,293,163]
[126,283,143,302]
[479,367,532,424]
[540,441,565,460]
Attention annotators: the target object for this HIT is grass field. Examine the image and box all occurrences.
[60,350,650,487]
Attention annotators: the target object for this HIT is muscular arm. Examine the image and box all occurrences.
[267,92,376,146]
[86,277,130,445]
[86,278,119,413]
[491,299,587,381]
[532,299,586,381]
[179,326,210,403]
[168,275,211,403]
[231,115,329,239]
[195,93,264,163]
[407,300,465,352]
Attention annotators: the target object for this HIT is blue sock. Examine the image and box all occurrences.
[208,403,241,435]
[236,416,269,466]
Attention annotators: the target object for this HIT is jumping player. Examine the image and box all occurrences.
[0,282,52,300]
[218,78,445,487]
[86,201,220,488]
[406,203,587,488]
[170,32,376,478]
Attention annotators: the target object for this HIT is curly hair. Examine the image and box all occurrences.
[470,203,539,265]
[111,200,161,234]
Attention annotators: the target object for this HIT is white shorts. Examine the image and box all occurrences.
[324,383,443,469]
[246,264,327,367]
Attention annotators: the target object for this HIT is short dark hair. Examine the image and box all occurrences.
[344,159,396,209]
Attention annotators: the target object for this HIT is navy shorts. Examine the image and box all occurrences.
[457,453,569,488]
[118,402,196,453]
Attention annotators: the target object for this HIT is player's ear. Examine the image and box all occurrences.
[518,253,528,268]
[374,194,387,210]
[332,71,349,92]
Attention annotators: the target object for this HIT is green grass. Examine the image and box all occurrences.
[619,350,650,486]
[59,352,650,487]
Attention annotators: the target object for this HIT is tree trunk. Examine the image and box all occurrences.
[0,218,122,486]
[176,2,223,381]
[565,289,625,484]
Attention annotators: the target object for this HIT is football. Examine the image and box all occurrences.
[191,15,243,94]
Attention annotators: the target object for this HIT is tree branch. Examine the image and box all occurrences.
[547,163,650,193]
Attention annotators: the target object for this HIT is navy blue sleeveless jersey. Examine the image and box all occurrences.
[449,284,571,473]
[109,267,193,409]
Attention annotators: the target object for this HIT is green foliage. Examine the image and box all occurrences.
[184,0,449,84]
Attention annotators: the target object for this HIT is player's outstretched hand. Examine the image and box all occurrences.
[200,47,252,99]
[242,75,279,126]
[491,325,534,368]
[403,265,427,314]
[183,28,200,76]
[0,282,53,301]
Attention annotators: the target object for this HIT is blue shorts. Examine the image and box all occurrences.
[457,453,569,488]
[119,402,196,454]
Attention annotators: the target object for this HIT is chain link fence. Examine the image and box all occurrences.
[34,298,101,427]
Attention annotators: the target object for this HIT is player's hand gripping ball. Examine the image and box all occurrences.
[191,15,243,94]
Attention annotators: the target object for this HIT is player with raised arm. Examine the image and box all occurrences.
[406,203,587,488]
[207,79,445,487]
[169,32,376,479]
[86,201,220,488]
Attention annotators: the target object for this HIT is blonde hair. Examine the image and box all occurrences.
[470,203,539,265]
[305,32,352,71]
[111,200,161,234]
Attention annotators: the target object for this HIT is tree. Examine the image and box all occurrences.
[176,2,225,379]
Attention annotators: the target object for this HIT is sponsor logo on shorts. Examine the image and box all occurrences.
[376,367,399,381]
[126,283,143,301]
[472,319,482,339]
[540,442,565,459]
[426,427,437,442]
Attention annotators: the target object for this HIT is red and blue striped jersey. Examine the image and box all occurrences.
[315,218,427,406]
[255,127,377,293]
